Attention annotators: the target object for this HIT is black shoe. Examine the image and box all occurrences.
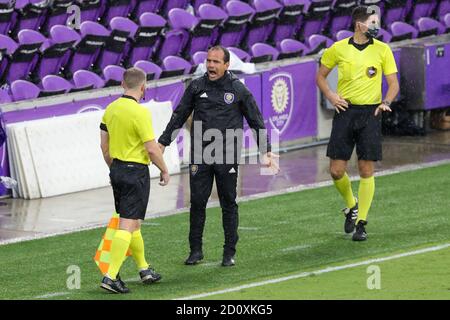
[100,276,130,294]
[352,220,368,241]
[139,267,162,284]
[222,255,235,267]
[184,251,204,265]
[342,199,358,234]
[116,272,126,287]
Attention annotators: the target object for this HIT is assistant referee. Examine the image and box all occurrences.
[316,6,399,241]
[99,68,170,294]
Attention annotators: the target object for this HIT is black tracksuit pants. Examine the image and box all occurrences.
[189,163,239,256]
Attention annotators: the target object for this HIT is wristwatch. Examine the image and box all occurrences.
[382,100,391,107]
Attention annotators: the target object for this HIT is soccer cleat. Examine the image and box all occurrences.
[184,251,204,265]
[100,276,130,294]
[139,267,162,284]
[221,255,235,267]
[352,220,368,241]
[342,198,358,234]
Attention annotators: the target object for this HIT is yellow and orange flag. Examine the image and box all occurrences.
[93,212,132,275]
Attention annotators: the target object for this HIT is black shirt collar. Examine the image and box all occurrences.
[205,71,230,86]
[121,95,138,102]
[348,37,374,51]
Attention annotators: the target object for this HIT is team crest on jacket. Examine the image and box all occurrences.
[191,165,198,175]
[224,92,235,104]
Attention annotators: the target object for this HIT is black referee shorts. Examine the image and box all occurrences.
[110,159,150,220]
[327,104,382,161]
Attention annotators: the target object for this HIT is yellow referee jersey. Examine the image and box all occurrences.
[101,95,155,165]
[321,37,398,105]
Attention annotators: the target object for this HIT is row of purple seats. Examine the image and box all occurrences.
[0,55,194,102]
[0,0,196,37]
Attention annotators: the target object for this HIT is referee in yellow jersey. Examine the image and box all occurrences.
[316,6,399,241]
[99,68,170,293]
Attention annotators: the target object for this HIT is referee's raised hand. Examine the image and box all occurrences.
[328,92,349,113]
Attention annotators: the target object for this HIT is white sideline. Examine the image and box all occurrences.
[3,158,450,247]
[174,243,450,300]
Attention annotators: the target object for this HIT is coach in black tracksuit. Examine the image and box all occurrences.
[158,45,278,267]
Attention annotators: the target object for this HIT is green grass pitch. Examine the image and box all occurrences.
[0,164,449,300]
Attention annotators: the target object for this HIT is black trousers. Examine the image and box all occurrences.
[189,163,239,256]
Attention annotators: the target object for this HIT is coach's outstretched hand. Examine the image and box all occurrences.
[262,152,280,175]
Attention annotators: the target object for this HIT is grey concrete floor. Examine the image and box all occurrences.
[1,131,449,243]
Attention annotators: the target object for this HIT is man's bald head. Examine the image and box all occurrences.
[123,67,146,90]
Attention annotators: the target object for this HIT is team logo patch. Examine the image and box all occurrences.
[366,66,377,78]
[191,165,198,175]
[224,92,235,104]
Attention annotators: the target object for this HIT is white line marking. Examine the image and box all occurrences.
[34,291,70,299]
[2,159,450,246]
[141,222,161,226]
[174,243,450,300]
[238,227,259,231]
[200,261,222,267]
[281,245,312,252]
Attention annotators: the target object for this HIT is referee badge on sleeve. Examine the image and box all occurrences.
[366,66,378,78]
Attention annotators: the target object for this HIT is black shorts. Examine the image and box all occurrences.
[327,104,382,161]
[110,159,150,220]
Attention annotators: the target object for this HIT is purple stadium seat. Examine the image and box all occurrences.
[416,17,446,37]
[11,79,40,101]
[437,0,450,22]
[41,74,73,96]
[278,39,308,59]
[14,0,49,35]
[161,55,192,78]
[390,21,418,42]
[183,4,227,60]
[227,46,251,62]
[102,0,133,25]
[102,64,125,86]
[335,29,353,41]
[218,1,255,48]
[64,21,109,77]
[298,0,333,41]
[31,25,80,81]
[125,12,166,67]
[192,0,215,13]
[77,0,105,23]
[271,0,306,46]
[160,0,189,17]
[408,0,437,24]
[134,60,162,80]
[42,0,74,35]
[444,13,450,32]
[192,51,207,66]
[72,69,105,91]
[0,87,12,103]
[329,0,358,37]
[0,0,16,35]
[156,9,195,63]
[0,34,18,81]
[3,29,46,84]
[244,0,282,50]
[383,0,409,29]
[94,17,136,70]
[130,0,163,21]
[376,27,393,43]
[250,43,279,62]
[306,34,334,55]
